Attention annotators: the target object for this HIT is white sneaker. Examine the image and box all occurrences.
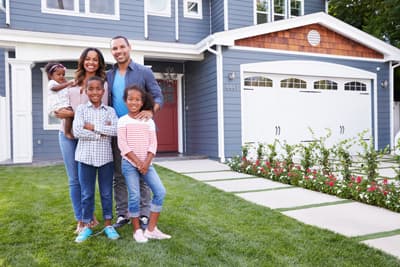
[144,227,171,240]
[133,229,148,243]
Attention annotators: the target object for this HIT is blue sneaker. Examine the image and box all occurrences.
[104,226,120,240]
[75,227,92,243]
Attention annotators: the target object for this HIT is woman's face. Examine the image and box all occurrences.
[84,50,100,75]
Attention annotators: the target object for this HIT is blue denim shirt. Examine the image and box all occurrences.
[106,60,163,110]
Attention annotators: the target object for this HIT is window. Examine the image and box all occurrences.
[184,0,202,19]
[42,67,75,130]
[274,0,286,21]
[42,0,120,20]
[314,80,338,90]
[256,0,270,24]
[290,0,303,17]
[1,0,6,10]
[147,0,171,17]
[344,81,367,91]
[244,76,273,87]
[280,78,306,88]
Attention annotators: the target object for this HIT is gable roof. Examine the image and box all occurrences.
[197,12,400,61]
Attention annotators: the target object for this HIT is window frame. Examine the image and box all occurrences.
[289,0,303,18]
[255,0,270,24]
[183,0,202,19]
[42,67,75,130]
[146,0,171,17]
[0,0,5,11]
[41,0,120,20]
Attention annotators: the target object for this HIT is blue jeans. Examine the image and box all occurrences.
[58,132,81,221]
[121,159,166,218]
[78,162,114,224]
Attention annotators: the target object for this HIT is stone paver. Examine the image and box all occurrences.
[206,178,290,192]
[155,159,230,173]
[188,171,254,181]
[283,202,400,237]
[236,187,342,209]
[362,235,400,258]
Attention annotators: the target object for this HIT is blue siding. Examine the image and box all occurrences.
[228,0,253,30]
[8,1,145,40]
[211,0,224,33]
[305,0,326,14]
[222,48,390,157]
[0,50,5,97]
[185,52,218,158]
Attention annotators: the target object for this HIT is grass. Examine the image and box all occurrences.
[0,164,400,267]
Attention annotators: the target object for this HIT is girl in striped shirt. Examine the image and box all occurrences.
[118,85,171,243]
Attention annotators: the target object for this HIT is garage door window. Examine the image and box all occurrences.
[314,80,338,90]
[244,76,273,87]
[344,81,367,91]
[280,78,306,88]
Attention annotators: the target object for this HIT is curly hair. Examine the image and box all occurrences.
[123,85,154,111]
[74,47,106,86]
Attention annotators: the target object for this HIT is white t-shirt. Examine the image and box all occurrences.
[48,79,70,115]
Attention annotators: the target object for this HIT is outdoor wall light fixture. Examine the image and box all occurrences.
[381,79,388,88]
[228,72,235,80]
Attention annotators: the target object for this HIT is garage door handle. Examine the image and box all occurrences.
[340,125,345,134]
[275,126,281,135]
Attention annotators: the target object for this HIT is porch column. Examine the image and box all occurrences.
[9,59,33,163]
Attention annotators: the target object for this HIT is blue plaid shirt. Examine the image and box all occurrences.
[73,101,118,167]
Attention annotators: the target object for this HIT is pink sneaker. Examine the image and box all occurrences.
[144,227,171,240]
[133,229,148,243]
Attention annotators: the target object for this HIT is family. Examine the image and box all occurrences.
[46,35,170,243]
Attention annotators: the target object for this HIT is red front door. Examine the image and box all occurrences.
[154,79,178,152]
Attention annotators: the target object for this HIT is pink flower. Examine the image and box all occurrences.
[356,176,362,183]
[329,181,334,187]
[383,179,388,185]
[368,186,377,192]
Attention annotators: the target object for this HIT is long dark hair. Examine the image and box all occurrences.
[75,47,106,86]
[123,85,154,111]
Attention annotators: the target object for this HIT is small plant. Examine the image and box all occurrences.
[332,138,353,180]
[280,141,297,172]
[265,139,278,165]
[298,141,317,175]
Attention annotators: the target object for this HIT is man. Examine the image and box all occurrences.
[107,35,163,228]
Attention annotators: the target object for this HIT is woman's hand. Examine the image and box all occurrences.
[54,108,74,119]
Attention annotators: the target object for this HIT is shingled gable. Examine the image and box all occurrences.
[235,23,383,59]
[202,12,400,61]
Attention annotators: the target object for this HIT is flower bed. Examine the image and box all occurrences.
[227,140,400,212]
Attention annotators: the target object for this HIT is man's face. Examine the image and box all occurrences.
[111,38,131,64]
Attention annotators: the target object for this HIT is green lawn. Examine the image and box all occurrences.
[0,164,399,267]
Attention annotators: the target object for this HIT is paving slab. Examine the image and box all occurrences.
[362,235,400,259]
[236,187,342,209]
[283,202,400,237]
[206,178,291,192]
[187,171,254,181]
[155,159,230,173]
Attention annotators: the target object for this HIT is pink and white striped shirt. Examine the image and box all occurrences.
[117,115,157,167]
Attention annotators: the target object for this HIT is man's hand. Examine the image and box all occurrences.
[134,110,153,121]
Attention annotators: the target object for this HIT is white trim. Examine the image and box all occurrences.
[390,62,400,149]
[146,0,171,17]
[144,0,148,39]
[224,0,228,31]
[9,59,33,163]
[5,0,9,25]
[41,0,120,20]
[183,0,203,19]
[216,45,225,162]
[0,51,11,162]
[175,0,179,41]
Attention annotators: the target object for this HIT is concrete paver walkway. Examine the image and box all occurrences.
[155,158,400,259]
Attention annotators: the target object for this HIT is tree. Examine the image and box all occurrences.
[329,0,400,48]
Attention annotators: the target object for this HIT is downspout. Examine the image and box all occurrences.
[391,61,400,149]
[207,44,225,162]
[144,0,148,39]
[224,0,228,31]
[6,0,10,25]
[175,0,179,41]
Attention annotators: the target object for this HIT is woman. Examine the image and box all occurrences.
[55,47,107,234]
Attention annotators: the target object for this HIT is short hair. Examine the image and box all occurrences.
[111,35,130,46]
[123,85,154,111]
[86,76,105,88]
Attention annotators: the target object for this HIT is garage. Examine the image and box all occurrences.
[241,60,375,153]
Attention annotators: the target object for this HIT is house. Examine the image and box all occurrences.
[0,0,400,164]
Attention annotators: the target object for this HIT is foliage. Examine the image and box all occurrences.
[228,135,400,213]
[329,0,400,48]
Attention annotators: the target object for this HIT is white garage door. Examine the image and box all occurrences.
[242,72,372,152]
